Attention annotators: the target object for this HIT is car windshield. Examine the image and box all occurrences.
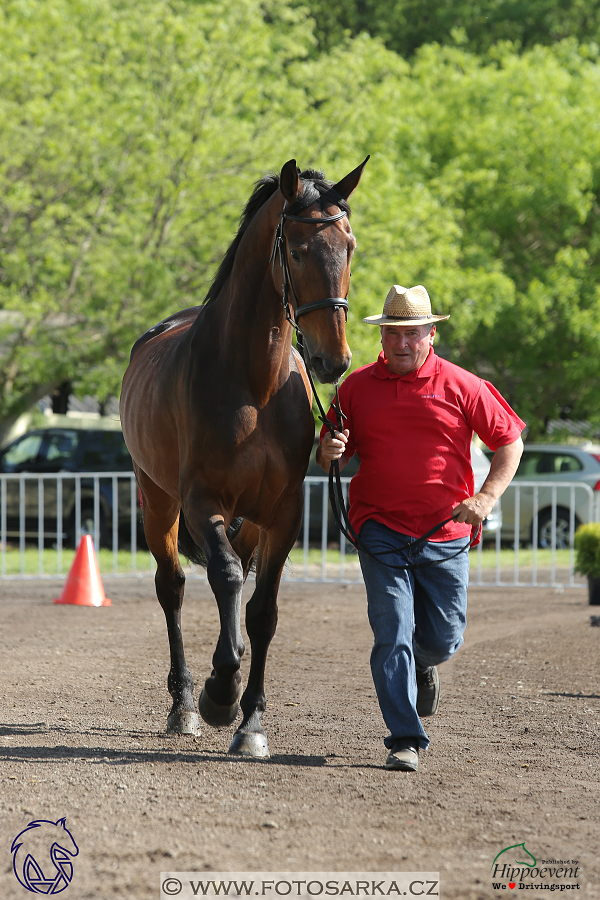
[44,431,80,465]
[1,433,45,469]
[516,451,583,477]
[0,430,80,472]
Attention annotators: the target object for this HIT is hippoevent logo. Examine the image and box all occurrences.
[491,842,580,891]
[11,817,79,894]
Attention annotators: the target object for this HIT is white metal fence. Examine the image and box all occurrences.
[0,472,143,578]
[0,472,597,588]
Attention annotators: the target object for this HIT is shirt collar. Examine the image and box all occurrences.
[372,348,440,381]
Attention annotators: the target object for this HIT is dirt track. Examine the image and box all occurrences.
[0,576,598,899]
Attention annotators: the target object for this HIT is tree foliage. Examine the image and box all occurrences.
[2,1,600,442]
[0,0,316,440]
[298,0,600,59]
[292,38,600,437]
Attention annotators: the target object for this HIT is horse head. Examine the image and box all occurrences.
[276,157,369,384]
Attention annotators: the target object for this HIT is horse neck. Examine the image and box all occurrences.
[210,193,293,398]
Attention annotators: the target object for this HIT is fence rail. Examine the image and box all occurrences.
[0,472,597,588]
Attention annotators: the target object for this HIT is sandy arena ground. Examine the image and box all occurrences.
[0,576,598,899]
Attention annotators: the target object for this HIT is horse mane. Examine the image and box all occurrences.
[203,168,352,306]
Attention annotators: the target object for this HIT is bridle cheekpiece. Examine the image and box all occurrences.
[270,202,349,334]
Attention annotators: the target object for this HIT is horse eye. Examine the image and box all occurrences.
[290,249,300,262]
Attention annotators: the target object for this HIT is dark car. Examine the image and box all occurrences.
[0,425,140,547]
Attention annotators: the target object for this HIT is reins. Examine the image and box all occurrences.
[273,203,479,571]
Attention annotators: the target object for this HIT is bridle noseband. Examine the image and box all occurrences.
[269,203,350,331]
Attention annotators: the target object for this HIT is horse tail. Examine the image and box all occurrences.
[177,512,244,568]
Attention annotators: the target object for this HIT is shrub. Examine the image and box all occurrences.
[574,523,600,579]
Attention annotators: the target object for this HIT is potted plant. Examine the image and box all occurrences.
[574,523,600,605]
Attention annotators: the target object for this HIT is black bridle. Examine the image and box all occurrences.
[270,203,350,328]
[271,202,479,571]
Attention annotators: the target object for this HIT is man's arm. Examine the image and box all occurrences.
[452,436,524,527]
[316,428,351,473]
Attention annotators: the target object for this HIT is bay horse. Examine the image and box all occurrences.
[120,157,368,757]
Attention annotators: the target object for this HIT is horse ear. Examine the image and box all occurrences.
[280,159,303,204]
[331,155,370,200]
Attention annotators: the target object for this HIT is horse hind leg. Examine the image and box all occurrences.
[138,471,201,736]
[230,518,259,582]
[229,492,303,759]
[159,560,202,736]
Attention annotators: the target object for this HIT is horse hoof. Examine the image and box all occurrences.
[166,710,202,735]
[228,731,270,758]
[198,687,239,728]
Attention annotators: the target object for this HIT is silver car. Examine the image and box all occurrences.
[472,443,502,540]
[489,443,600,548]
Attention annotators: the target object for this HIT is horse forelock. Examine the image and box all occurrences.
[289,170,351,219]
[203,167,351,306]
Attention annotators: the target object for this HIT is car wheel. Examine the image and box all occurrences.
[537,507,580,550]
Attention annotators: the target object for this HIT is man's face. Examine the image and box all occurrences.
[380,323,435,375]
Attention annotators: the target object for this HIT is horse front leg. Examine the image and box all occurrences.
[183,512,247,729]
[229,491,303,759]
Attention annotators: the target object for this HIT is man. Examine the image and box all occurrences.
[317,284,524,772]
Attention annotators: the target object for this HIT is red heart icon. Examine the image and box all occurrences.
[509,885,516,890]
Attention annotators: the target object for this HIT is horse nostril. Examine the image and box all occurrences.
[310,355,351,384]
[311,355,333,375]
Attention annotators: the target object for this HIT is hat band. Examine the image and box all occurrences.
[384,313,432,320]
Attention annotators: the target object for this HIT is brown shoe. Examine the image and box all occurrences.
[416,666,440,717]
[385,739,419,772]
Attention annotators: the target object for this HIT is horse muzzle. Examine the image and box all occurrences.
[309,351,352,384]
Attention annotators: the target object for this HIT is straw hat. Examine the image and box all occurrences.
[363,284,450,326]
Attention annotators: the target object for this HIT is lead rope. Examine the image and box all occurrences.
[296,333,480,571]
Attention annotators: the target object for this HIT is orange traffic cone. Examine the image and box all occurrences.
[53,535,111,607]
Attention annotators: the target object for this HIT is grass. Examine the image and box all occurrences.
[289,546,575,570]
[0,546,155,577]
[0,544,577,577]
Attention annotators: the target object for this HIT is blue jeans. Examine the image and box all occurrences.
[358,519,470,751]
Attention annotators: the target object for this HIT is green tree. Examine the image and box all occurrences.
[0,0,315,442]
[3,1,600,443]
[296,0,600,59]
[292,39,600,436]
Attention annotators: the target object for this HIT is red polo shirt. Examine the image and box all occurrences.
[320,349,525,542]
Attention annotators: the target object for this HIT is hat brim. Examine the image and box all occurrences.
[363,314,451,325]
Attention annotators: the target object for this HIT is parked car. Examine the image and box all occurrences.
[0,424,141,547]
[302,439,501,544]
[484,443,600,548]
[472,443,502,542]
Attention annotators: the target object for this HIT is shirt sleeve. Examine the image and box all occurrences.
[466,380,526,452]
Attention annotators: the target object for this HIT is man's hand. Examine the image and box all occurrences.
[452,493,495,527]
[316,428,350,473]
